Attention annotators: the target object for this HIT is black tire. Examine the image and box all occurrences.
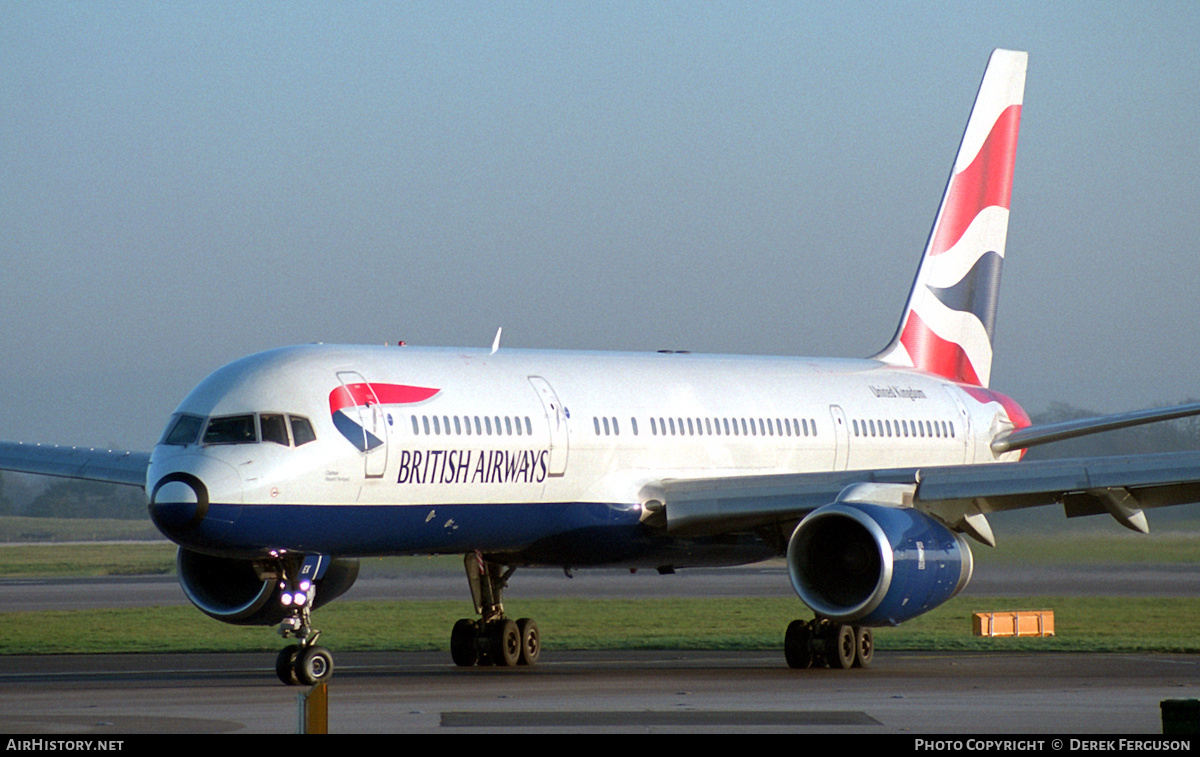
[516,618,540,666]
[491,619,521,667]
[783,620,813,669]
[295,645,334,685]
[827,624,856,670]
[450,618,479,667]
[853,627,874,668]
[275,644,300,686]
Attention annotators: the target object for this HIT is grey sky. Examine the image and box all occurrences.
[3,2,1199,449]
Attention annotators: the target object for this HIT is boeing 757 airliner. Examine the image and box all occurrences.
[5,49,1200,685]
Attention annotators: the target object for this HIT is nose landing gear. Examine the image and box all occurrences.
[274,562,334,686]
[275,614,334,686]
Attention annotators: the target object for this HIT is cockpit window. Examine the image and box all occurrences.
[290,416,317,446]
[162,414,204,446]
[260,414,289,446]
[162,412,314,447]
[203,415,257,445]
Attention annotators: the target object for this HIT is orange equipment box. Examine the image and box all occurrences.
[972,610,1054,637]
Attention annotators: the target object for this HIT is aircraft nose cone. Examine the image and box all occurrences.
[149,473,209,535]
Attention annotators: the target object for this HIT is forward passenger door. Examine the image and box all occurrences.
[528,376,568,476]
[335,371,389,478]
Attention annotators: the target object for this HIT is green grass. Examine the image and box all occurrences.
[0,542,178,577]
[0,516,162,543]
[0,539,465,578]
[3,596,1198,655]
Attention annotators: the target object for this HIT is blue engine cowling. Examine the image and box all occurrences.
[786,502,973,626]
[176,548,360,626]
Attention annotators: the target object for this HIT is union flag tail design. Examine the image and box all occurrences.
[874,49,1026,388]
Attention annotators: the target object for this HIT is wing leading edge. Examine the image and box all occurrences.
[0,441,150,488]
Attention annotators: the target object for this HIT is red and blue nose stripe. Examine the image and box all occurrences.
[329,383,440,451]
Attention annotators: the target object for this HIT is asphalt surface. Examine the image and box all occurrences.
[0,650,1197,734]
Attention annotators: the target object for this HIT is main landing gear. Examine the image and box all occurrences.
[449,552,541,668]
[784,618,874,670]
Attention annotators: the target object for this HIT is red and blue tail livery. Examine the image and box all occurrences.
[876,48,1026,388]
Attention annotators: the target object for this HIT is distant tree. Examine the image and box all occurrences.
[26,479,147,520]
[0,472,12,516]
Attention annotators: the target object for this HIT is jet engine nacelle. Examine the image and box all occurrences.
[786,502,972,626]
[176,548,360,626]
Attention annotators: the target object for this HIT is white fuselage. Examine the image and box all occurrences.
[146,345,1021,548]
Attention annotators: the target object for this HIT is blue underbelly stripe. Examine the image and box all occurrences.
[158,500,645,559]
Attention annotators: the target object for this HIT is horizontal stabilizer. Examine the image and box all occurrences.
[990,401,1200,454]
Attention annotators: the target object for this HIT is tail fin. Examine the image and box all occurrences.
[874,49,1026,387]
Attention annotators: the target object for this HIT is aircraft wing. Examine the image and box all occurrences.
[662,401,1200,543]
[0,441,150,488]
[662,450,1200,544]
